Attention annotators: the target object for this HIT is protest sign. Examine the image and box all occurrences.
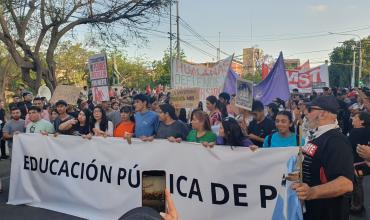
[92,86,110,102]
[170,88,200,109]
[236,79,253,110]
[172,56,233,101]
[9,134,299,220]
[49,85,81,105]
[88,54,109,102]
[286,64,329,93]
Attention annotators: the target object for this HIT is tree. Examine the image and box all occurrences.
[151,49,185,87]
[108,53,151,90]
[55,41,93,86]
[0,45,24,101]
[0,0,169,92]
[329,36,370,87]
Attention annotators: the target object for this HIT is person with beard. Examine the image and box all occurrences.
[292,96,354,220]
[2,107,25,159]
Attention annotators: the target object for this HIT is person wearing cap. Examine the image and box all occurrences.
[26,106,54,134]
[247,100,275,148]
[53,100,75,135]
[292,95,354,220]
[156,103,189,141]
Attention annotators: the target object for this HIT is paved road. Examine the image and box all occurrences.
[1,158,369,219]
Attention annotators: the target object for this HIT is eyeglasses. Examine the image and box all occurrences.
[307,106,324,113]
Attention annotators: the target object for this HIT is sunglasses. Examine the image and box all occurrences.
[307,106,324,113]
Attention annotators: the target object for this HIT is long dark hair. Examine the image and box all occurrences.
[206,95,228,119]
[221,117,246,146]
[91,106,109,132]
[276,111,295,132]
[178,108,187,123]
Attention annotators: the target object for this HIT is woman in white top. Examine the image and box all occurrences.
[91,106,113,137]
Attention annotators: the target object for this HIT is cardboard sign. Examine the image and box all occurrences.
[170,88,200,109]
[236,79,253,110]
[50,85,81,105]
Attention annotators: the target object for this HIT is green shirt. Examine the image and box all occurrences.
[186,130,217,143]
[26,119,55,134]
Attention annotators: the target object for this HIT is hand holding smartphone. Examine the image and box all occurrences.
[142,170,166,213]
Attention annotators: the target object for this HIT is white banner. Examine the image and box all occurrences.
[8,134,298,220]
[172,56,233,101]
[286,64,329,93]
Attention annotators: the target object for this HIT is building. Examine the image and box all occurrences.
[284,59,300,70]
[243,48,264,75]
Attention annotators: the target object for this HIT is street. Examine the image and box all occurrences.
[1,158,369,220]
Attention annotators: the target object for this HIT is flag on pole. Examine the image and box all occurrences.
[223,68,239,95]
[253,52,290,105]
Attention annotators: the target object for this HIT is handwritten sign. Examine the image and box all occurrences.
[50,85,81,105]
[170,88,200,109]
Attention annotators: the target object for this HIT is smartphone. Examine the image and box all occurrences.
[142,170,166,213]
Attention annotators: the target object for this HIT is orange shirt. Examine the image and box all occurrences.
[114,121,135,138]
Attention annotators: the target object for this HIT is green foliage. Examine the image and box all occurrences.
[243,73,262,84]
[151,49,186,87]
[108,53,152,90]
[55,42,94,86]
[329,35,370,87]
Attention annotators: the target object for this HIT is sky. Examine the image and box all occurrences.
[115,0,370,66]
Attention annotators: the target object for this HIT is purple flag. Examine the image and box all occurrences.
[253,52,290,105]
[223,68,239,95]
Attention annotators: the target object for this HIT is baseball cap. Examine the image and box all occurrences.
[306,95,339,114]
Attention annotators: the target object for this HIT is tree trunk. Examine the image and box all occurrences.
[0,60,12,101]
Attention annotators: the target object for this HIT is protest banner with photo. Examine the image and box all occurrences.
[286,64,329,93]
[170,88,200,109]
[49,85,81,105]
[9,134,299,220]
[88,53,109,102]
[172,56,233,101]
[92,86,110,103]
[236,79,253,110]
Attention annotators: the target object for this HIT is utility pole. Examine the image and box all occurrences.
[351,45,356,88]
[169,0,173,88]
[176,0,180,59]
[359,39,362,86]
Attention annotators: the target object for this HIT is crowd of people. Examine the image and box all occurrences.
[0,85,370,220]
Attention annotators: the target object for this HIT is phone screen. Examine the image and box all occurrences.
[142,170,166,213]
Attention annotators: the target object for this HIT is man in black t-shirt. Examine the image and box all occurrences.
[247,100,275,147]
[292,96,354,220]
